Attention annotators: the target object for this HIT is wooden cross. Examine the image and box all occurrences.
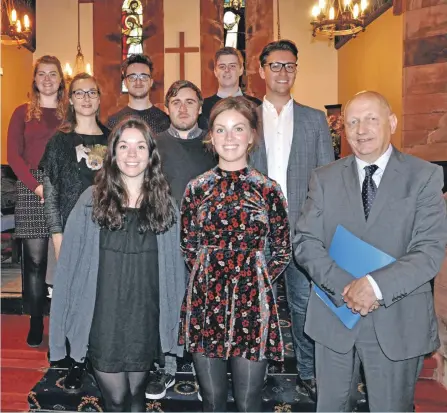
[165,32,200,80]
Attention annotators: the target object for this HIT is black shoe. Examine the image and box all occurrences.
[63,361,85,393]
[26,316,43,347]
[145,370,175,400]
[296,375,317,402]
[50,356,73,370]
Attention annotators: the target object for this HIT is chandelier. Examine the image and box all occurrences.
[63,1,92,81]
[1,0,31,47]
[310,0,369,39]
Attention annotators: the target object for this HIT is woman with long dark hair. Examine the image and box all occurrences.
[49,117,182,411]
[40,72,109,261]
[7,55,66,347]
[179,97,292,412]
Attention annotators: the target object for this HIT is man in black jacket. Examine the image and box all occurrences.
[145,80,216,401]
[199,47,261,129]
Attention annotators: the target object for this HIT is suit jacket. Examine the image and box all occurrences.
[294,148,447,361]
[251,101,335,236]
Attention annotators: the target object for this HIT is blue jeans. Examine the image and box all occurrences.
[285,262,315,380]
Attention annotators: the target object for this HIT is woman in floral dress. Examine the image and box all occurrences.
[179,96,292,412]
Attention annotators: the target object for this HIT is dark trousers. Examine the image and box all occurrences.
[22,238,48,316]
[285,263,315,380]
[192,353,267,412]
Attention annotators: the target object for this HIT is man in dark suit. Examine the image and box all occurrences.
[251,39,334,400]
[294,91,447,411]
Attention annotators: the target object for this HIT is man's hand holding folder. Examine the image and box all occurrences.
[313,225,395,329]
[342,277,379,316]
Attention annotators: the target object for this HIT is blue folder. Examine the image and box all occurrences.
[313,225,395,329]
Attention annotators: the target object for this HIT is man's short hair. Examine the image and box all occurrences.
[164,80,204,108]
[259,40,298,66]
[121,54,154,80]
[214,47,244,68]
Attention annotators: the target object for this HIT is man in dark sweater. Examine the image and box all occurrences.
[145,80,216,401]
[107,54,170,134]
[199,47,261,129]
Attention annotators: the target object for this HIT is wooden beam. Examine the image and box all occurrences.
[393,0,405,15]
[200,0,224,98]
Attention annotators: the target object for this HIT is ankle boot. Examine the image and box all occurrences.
[26,316,43,347]
[63,361,85,393]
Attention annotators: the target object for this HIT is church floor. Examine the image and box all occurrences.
[1,281,446,412]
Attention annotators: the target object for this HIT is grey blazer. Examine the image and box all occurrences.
[251,101,335,236]
[294,148,447,361]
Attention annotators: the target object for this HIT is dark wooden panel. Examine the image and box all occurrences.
[405,4,447,39]
[404,62,447,94]
[404,34,447,66]
[393,0,405,15]
[199,0,224,99]
[245,0,274,99]
[143,0,164,106]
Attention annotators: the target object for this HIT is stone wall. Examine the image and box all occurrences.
[401,0,447,387]
[402,0,447,160]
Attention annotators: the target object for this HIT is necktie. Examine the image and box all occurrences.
[362,164,379,220]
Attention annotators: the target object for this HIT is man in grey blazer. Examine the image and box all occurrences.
[251,39,334,400]
[294,91,447,411]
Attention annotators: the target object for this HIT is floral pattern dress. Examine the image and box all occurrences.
[179,166,292,361]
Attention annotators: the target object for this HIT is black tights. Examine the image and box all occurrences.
[192,353,267,412]
[93,368,149,412]
[22,238,48,316]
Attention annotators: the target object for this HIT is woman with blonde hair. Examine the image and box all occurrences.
[7,55,66,347]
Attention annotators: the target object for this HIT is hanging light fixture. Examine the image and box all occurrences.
[64,2,92,81]
[310,0,369,39]
[1,0,32,47]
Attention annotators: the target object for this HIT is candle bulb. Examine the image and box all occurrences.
[353,4,359,18]
[64,63,73,77]
[86,63,92,75]
[361,0,368,11]
[16,20,22,33]
[24,15,30,30]
[11,9,17,23]
[329,6,335,19]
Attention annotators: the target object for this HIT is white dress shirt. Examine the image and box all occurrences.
[262,97,294,199]
[354,144,393,300]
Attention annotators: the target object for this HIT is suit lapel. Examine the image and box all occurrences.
[366,149,405,228]
[342,156,366,228]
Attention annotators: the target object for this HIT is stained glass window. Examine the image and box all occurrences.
[223,0,246,89]
[121,0,143,91]
[223,0,245,52]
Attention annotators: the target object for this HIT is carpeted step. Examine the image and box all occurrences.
[414,379,447,412]
[0,393,30,412]
[419,355,438,380]
[1,366,46,412]
[28,369,324,412]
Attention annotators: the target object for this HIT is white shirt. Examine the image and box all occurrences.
[262,97,294,199]
[354,144,393,300]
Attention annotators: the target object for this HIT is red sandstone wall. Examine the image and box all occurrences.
[402,0,447,160]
